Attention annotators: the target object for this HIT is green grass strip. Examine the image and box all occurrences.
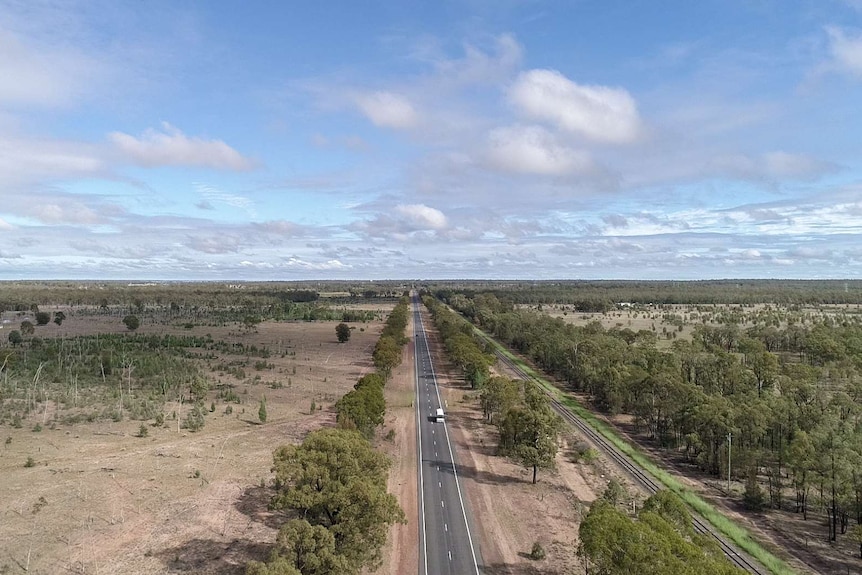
[475,326,797,575]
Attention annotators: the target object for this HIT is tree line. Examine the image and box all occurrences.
[429,279,862,306]
[438,289,862,546]
[421,295,493,389]
[247,298,410,575]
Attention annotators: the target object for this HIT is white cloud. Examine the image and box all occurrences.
[394,204,448,230]
[109,123,255,170]
[194,183,256,218]
[283,257,349,270]
[354,92,418,129]
[826,26,862,77]
[509,69,642,144]
[0,217,13,230]
[254,220,307,236]
[0,136,104,186]
[485,125,594,176]
[184,234,243,254]
[0,26,100,108]
[762,152,836,179]
[428,34,523,86]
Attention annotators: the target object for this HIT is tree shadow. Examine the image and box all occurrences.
[234,485,289,530]
[425,459,516,486]
[154,537,271,575]
[480,562,545,575]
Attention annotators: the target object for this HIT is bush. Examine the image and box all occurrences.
[529,541,546,560]
[743,474,765,511]
[7,330,22,346]
[183,404,206,432]
[24,456,36,468]
[122,314,140,331]
[137,424,149,438]
[35,311,51,325]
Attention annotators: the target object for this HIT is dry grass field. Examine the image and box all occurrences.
[0,309,391,575]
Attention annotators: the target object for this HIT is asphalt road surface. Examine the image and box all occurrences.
[413,294,482,575]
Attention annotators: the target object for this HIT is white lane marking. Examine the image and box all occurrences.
[413,300,429,575]
[448,551,452,561]
[445,523,448,532]
[418,308,481,575]
[441,500,445,508]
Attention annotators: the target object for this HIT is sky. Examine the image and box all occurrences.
[1,0,862,280]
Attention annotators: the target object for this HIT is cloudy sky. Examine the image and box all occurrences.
[1,0,861,280]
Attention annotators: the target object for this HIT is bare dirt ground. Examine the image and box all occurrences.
[419,307,633,575]
[376,314,419,575]
[0,311,388,575]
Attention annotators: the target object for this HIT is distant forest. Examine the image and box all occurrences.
[426,280,862,309]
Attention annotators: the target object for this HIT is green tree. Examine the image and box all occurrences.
[372,336,401,376]
[640,490,692,534]
[246,557,302,575]
[498,385,562,484]
[20,320,34,337]
[335,323,351,343]
[271,429,405,572]
[34,311,51,325]
[122,314,140,331]
[787,430,815,518]
[335,384,385,438]
[601,479,627,507]
[242,314,261,333]
[183,404,206,432]
[53,311,66,326]
[851,524,862,559]
[271,519,347,575]
[259,396,268,423]
[480,376,519,423]
[7,330,22,346]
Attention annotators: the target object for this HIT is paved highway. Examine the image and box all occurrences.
[413,294,481,575]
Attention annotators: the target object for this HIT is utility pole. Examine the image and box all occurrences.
[727,432,732,491]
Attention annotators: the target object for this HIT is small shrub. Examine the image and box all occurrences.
[193,469,201,479]
[224,405,233,415]
[24,456,36,468]
[258,397,267,423]
[385,429,396,441]
[743,474,765,511]
[210,401,216,413]
[137,424,149,438]
[154,413,165,427]
[310,400,316,413]
[32,423,42,432]
[183,405,206,432]
[4,436,11,446]
[529,541,546,560]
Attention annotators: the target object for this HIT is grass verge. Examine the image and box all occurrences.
[477,327,797,575]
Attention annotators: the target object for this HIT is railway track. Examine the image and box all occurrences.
[495,350,771,575]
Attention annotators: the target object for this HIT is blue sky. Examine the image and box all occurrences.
[1,0,862,280]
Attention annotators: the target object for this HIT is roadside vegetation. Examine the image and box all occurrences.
[247,297,410,575]
[427,284,862,573]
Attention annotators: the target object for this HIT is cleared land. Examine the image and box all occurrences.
[0,310,390,574]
